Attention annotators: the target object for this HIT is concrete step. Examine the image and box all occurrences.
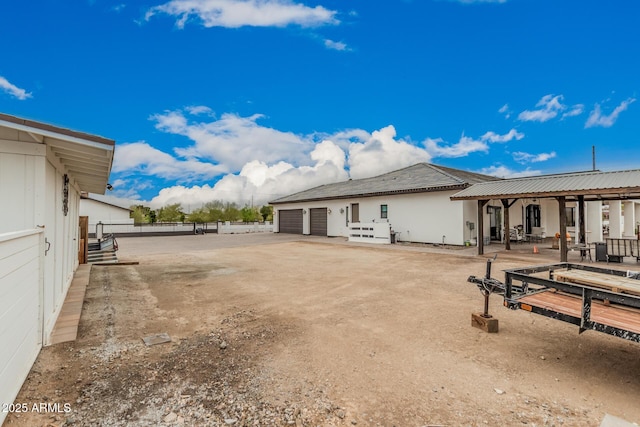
[87,250,118,264]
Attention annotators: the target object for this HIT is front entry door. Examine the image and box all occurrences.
[351,203,360,223]
[488,206,502,241]
[526,204,541,234]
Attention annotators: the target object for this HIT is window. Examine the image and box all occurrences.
[380,204,388,219]
[565,207,576,227]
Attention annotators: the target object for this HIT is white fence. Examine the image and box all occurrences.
[348,222,392,244]
[218,221,273,234]
[90,221,273,236]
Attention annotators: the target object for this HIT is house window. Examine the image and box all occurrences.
[565,207,576,227]
[381,204,388,219]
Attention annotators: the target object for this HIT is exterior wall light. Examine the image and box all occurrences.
[340,208,344,214]
[327,209,332,214]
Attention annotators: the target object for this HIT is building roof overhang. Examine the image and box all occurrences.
[0,113,114,194]
[450,169,640,202]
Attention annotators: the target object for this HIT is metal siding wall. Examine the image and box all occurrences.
[0,231,43,425]
[0,153,37,233]
[42,162,81,344]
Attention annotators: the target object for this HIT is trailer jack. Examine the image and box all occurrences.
[468,255,502,333]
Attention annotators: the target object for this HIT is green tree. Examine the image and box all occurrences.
[241,206,260,223]
[130,205,149,224]
[260,205,273,222]
[204,201,225,222]
[187,207,209,223]
[156,203,184,222]
[222,202,241,222]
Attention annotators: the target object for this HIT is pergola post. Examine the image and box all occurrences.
[558,196,568,262]
[477,200,488,255]
[578,195,586,244]
[502,199,511,251]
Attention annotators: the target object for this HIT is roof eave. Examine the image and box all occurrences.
[451,186,640,201]
[271,184,469,205]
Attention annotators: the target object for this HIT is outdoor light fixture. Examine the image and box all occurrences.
[106,183,113,191]
[62,174,69,216]
[327,209,332,214]
[340,208,344,214]
[303,209,307,214]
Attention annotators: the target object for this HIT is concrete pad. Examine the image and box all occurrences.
[142,333,172,346]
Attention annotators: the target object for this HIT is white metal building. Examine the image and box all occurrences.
[270,163,499,245]
[80,193,133,234]
[0,113,114,423]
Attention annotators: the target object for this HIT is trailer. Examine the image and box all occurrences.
[468,258,640,343]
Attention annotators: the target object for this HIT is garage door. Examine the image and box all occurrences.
[309,208,327,236]
[278,209,303,234]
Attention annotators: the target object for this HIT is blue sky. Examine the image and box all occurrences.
[1,0,638,209]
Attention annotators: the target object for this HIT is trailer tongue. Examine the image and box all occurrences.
[468,258,640,343]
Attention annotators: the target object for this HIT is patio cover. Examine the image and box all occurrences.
[450,169,640,260]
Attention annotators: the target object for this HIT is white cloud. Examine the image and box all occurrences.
[152,109,314,171]
[424,136,488,158]
[481,128,524,143]
[112,141,227,180]
[0,76,32,100]
[318,128,371,151]
[114,107,534,208]
[145,0,339,29]
[149,141,348,207]
[512,151,556,164]
[498,103,510,119]
[479,165,541,179]
[348,125,432,179]
[562,104,584,119]
[518,94,566,122]
[185,105,214,115]
[585,98,636,128]
[418,128,522,161]
[324,39,349,51]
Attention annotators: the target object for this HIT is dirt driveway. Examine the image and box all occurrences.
[6,235,640,426]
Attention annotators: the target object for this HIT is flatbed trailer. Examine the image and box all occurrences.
[468,260,640,343]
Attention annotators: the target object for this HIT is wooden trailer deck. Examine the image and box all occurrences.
[553,269,640,296]
[519,290,640,335]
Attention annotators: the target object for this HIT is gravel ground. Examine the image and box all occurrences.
[5,236,640,426]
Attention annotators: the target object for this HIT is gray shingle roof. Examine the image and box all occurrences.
[270,163,500,204]
[450,169,640,201]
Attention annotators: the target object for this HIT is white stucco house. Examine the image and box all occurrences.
[270,163,500,245]
[0,113,114,423]
[271,163,640,249]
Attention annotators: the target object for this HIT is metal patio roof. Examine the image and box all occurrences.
[450,169,640,201]
[0,113,114,194]
[271,163,500,204]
